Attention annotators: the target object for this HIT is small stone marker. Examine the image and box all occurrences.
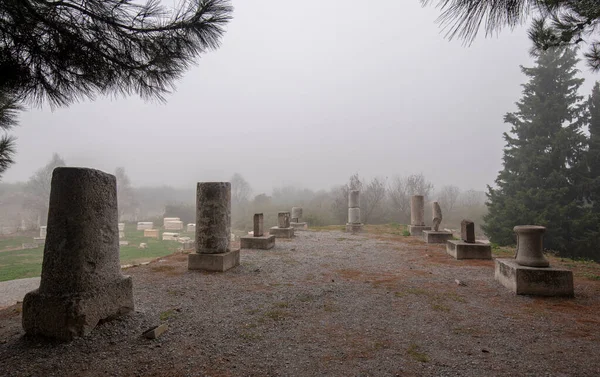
[461,220,475,243]
[346,190,363,234]
[144,229,159,239]
[254,213,264,237]
[22,167,134,340]
[187,223,196,232]
[143,323,168,339]
[39,226,47,238]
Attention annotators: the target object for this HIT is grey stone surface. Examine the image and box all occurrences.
[514,225,549,267]
[348,190,360,208]
[432,201,442,232]
[143,323,168,339]
[422,230,453,244]
[410,195,425,226]
[461,220,475,243]
[188,249,240,272]
[345,223,363,234]
[269,226,294,238]
[348,208,361,224]
[22,167,133,340]
[290,222,308,231]
[291,207,303,222]
[195,182,231,254]
[278,212,291,228]
[241,235,276,250]
[446,240,492,260]
[408,225,431,237]
[253,213,264,237]
[495,258,574,296]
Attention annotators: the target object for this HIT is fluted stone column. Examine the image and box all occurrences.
[408,195,431,237]
[346,190,363,233]
[188,182,240,272]
[22,167,133,340]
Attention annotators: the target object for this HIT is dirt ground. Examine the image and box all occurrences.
[0,227,599,377]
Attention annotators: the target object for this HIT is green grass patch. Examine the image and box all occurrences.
[402,230,411,237]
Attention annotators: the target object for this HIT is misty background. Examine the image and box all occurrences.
[1,0,598,232]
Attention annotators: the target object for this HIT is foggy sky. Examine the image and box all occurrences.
[4,1,599,195]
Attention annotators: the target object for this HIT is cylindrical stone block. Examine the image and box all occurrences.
[291,207,303,221]
[38,167,121,295]
[278,212,291,228]
[514,225,549,267]
[196,182,231,254]
[348,190,360,208]
[348,208,361,224]
[411,195,425,226]
[253,213,264,237]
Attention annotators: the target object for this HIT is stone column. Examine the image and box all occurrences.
[514,225,549,267]
[291,207,302,223]
[22,167,133,340]
[278,212,291,228]
[411,195,425,226]
[254,213,264,237]
[432,201,442,232]
[269,211,294,238]
[461,220,475,243]
[346,190,363,233]
[188,182,240,272]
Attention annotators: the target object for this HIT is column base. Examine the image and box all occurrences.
[269,227,294,238]
[290,222,308,231]
[494,258,574,296]
[446,240,492,259]
[422,230,453,244]
[188,249,240,272]
[240,235,276,250]
[409,225,431,237]
[22,276,134,340]
[345,223,364,234]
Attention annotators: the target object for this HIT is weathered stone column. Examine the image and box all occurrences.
[461,220,475,243]
[410,195,425,226]
[278,212,291,228]
[241,213,275,249]
[188,182,240,272]
[432,202,442,231]
[514,225,549,267]
[290,207,308,231]
[270,211,294,238]
[254,213,264,237]
[346,190,363,233]
[22,167,133,340]
[408,195,431,236]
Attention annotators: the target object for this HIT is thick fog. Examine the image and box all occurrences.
[3,0,598,194]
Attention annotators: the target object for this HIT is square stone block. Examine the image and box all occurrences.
[423,230,453,244]
[22,276,134,340]
[144,229,159,239]
[269,226,294,238]
[494,258,574,297]
[446,240,492,260]
[290,222,308,231]
[188,249,240,272]
[346,223,363,234]
[240,235,276,250]
[409,225,431,237]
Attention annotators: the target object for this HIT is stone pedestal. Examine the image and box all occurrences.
[446,240,492,260]
[188,182,240,272]
[346,190,363,234]
[409,225,431,237]
[495,259,574,296]
[241,235,276,250]
[187,223,196,232]
[423,230,453,244]
[22,167,133,340]
[162,232,179,241]
[164,220,183,230]
[345,223,363,234]
[290,222,308,231]
[269,226,295,238]
[39,226,47,238]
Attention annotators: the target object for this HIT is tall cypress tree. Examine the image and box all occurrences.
[483,46,588,255]
[588,82,600,209]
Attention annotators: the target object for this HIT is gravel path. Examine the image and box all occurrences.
[0,277,39,309]
[0,229,599,377]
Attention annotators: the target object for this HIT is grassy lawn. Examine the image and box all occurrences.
[0,223,192,282]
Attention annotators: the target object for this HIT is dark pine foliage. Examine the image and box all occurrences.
[0,0,233,107]
[0,91,20,179]
[482,46,596,258]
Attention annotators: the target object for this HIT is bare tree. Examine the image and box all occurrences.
[388,173,434,223]
[438,185,460,214]
[24,153,66,226]
[362,177,388,224]
[460,189,486,208]
[230,173,252,206]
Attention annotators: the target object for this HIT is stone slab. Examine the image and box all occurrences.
[137,222,153,230]
[408,225,431,237]
[22,276,133,340]
[162,232,179,241]
[494,258,574,297]
[164,220,183,230]
[290,222,308,231]
[423,231,453,244]
[346,223,363,234]
[446,240,492,260]
[269,226,294,238]
[240,235,276,250]
[188,249,240,272]
[144,229,159,239]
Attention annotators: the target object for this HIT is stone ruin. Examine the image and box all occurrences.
[345,190,363,234]
[290,207,308,231]
[240,213,276,249]
[408,195,431,236]
[495,225,574,296]
[422,201,453,244]
[144,228,159,239]
[164,217,183,230]
[269,211,295,238]
[118,222,125,239]
[188,182,240,272]
[187,223,196,232]
[22,167,134,340]
[446,220,492,260]
[137,221,153,230]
